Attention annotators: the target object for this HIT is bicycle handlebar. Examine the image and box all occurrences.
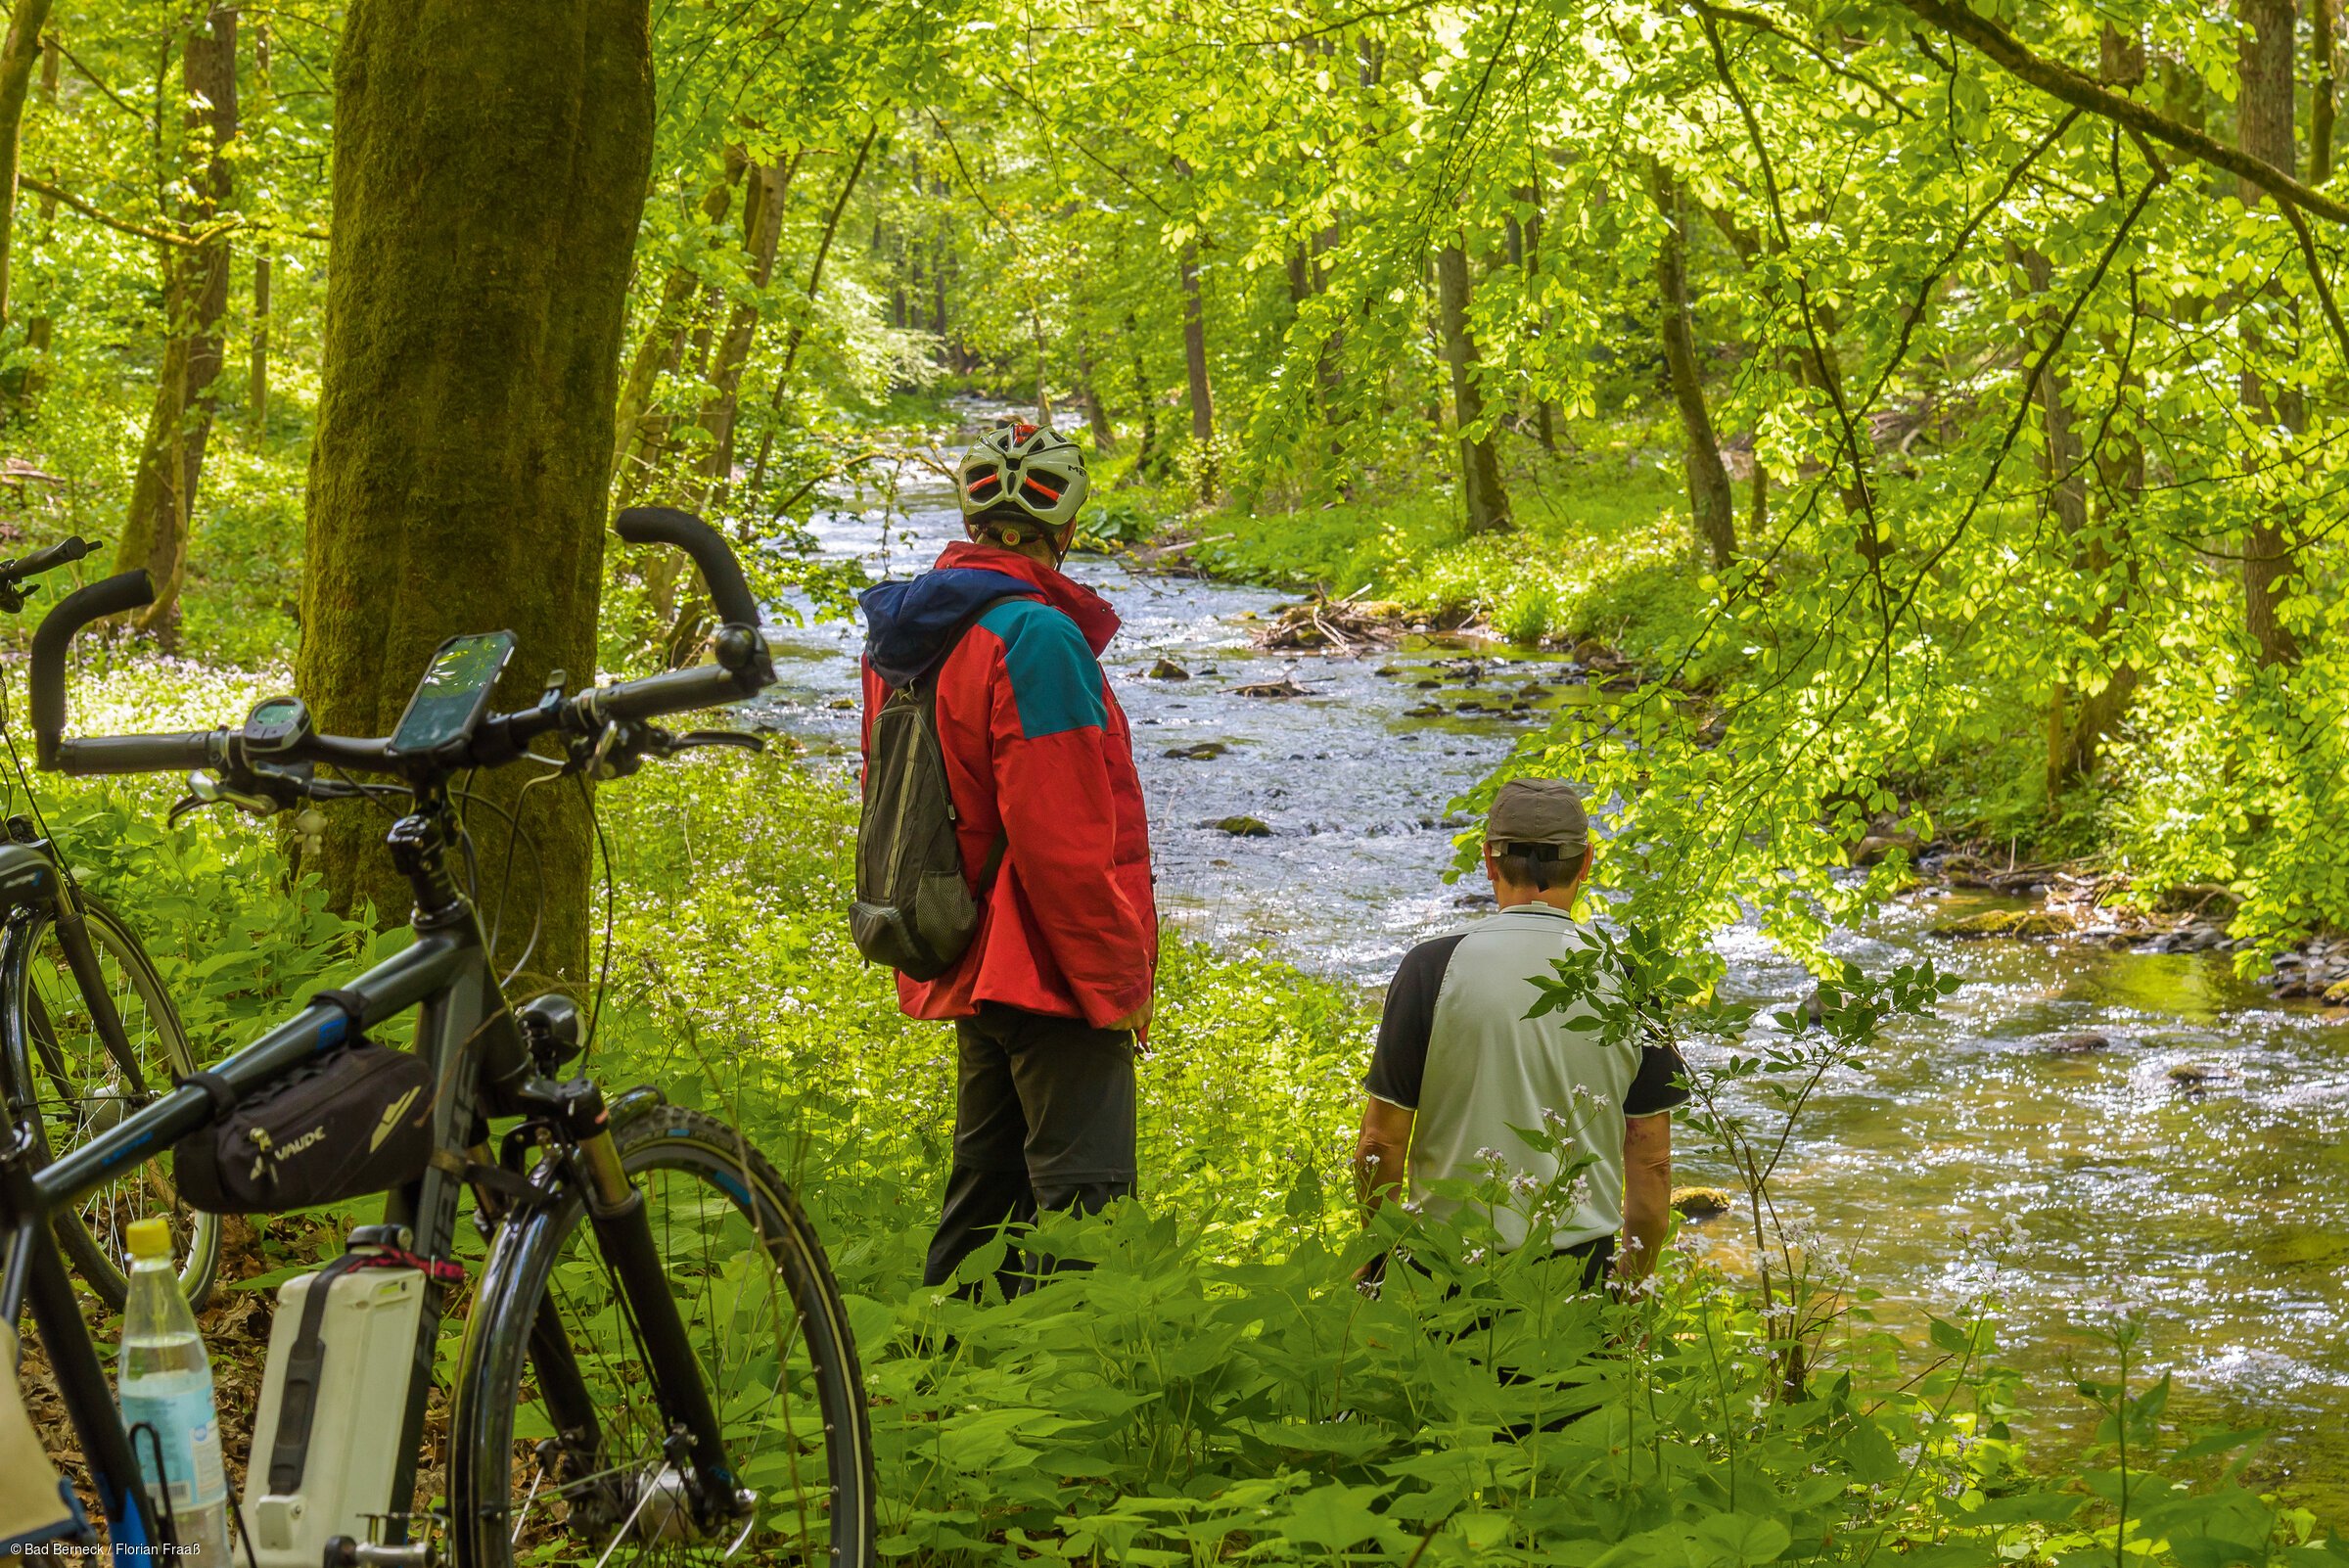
[0,535,95,587]
[614,507,760,629]
[31,570,155,769]
[35,514,772,781]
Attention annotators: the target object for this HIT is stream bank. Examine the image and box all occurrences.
[758,452,2349,1512]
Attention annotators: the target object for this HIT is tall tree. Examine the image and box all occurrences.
[2236,0,2302,668]
[1436,234,1510,535]
[247,21,272,435]
[1647,165,1735,569]
[0,0,53,328]
[1177,241,1215,500]
[2316,0,2339,185]
[114,3,238,645]
[297,0,653,983]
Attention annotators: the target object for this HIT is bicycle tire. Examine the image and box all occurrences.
[0,894,220,1309]
[449,1102,875,1568]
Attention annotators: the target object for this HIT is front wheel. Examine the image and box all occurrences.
[0,895,219,1309]
[449,1102,875,1567]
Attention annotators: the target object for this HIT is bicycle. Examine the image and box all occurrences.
[6,507,874,1567]
[0,535,214,1309]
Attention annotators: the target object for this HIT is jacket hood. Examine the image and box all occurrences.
[858,541,1121,685]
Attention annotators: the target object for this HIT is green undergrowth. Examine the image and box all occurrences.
[14,659,2339,1560]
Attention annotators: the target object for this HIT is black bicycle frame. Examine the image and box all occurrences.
[0,804,736,1560]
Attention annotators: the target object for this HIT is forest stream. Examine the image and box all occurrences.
[751,443,2349,1504]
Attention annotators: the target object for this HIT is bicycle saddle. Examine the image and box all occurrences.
[0,846,56,910]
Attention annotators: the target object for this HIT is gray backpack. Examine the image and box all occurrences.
[851,642,1006,980]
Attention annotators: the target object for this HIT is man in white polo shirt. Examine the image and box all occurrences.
[1354,778,1685,1287]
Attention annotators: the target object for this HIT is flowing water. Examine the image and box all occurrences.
[752,434,2349,1510]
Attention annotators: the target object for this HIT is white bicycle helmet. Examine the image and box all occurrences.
[956,421,1090,531]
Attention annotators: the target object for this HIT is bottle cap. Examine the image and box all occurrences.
[125,1219,173,1262]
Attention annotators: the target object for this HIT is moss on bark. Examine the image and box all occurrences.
[296,0,653,984]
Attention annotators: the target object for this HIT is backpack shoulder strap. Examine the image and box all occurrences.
[900,599,1017,891]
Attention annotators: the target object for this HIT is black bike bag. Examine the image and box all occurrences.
[172,1036,436,1216]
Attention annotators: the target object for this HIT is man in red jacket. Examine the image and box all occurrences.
[859,422,1157,1295]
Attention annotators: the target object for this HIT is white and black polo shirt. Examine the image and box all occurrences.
[1365,903,1688,1251]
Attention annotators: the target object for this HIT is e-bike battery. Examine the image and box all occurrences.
[236,1262,425,1568]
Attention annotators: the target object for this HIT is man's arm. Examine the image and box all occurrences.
[1618,1111,1673,1281]
[1354,1097,1415,1221]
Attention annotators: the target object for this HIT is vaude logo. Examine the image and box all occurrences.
[248,1122,329,1183]
[371,1087,422,1152]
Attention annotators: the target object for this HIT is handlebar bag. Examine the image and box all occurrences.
[172,1040,437,1215]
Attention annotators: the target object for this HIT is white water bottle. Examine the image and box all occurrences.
[118,1217,229,1560]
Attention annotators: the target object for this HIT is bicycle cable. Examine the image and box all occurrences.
[575,771,617,1057]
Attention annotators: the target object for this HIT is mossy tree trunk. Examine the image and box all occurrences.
[296,0,652,986]
[115,3,236,646]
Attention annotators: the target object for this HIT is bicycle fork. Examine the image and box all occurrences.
[547,1081,746,1536]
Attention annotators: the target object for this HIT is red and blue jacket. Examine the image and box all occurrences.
[858,541,1157,1031]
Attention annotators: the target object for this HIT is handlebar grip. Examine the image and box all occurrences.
[52,731,220,777]
[591,663,747,725]
[30,570,154,768]
[614,507,760,629]
[1,535,94,583]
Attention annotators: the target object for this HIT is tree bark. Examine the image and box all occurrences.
[2237,0,2302,669]
[746,122,877,500]
[0,0,54,328]
[2008,243,2092,798]
[613,150,745,504]
[18,28,56,401]
[115,4,236,646]
[1647,165,1735,569]
[2318,0,2339,183]
[1075,339,1116,450]
[297,0,652,984]
[247,22,270,435]
[1435,235,1511,535]
[699,153,789,504]
[1124,310,1163,482]
[1177,242,1216,501]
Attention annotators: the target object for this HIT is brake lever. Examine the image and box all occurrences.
[172,770,280,822]
[667,730,765,755]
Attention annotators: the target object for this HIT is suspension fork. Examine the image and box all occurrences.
[549,1080,740,1521]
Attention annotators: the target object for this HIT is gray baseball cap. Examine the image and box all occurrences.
[1485,778,1589,855]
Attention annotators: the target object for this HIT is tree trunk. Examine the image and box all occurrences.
[115,4,237,646]
[1075,340,1115,449]
[1435,235,1511,534]
[2317,0,2339,184]
[296,0,652,985]
[613,150,745,503]
[745,122,877,500]
[698,154,788,506]
[247,23,270,435]
[19,29,56,401]
[1177,242,1216,501]
[250,254,269,433]
[2009,244,2091,799]
[1125,310,1162,482]
[2237,0,2302,668]
[0,0,54,327]
[1647,165,1735,569]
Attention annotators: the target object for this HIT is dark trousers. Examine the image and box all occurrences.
[922,1003,1137,1297]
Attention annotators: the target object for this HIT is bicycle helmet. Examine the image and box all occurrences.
[956,421,1090,532]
